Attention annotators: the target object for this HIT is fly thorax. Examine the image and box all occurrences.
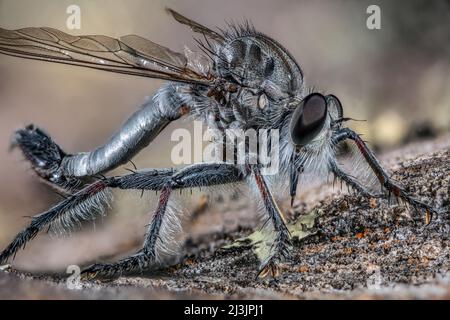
[217,34,303,101]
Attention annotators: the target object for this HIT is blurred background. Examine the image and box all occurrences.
[0,0,449,271]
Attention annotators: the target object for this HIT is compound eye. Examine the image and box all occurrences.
[290,93,328,147]
[325,94,344,120]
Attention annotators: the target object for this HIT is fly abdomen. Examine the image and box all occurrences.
[62,83,188,177]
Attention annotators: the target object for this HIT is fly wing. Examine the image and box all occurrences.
[166,8,225,42]
[0,27,213,85]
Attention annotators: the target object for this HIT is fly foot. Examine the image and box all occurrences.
[256,232,292,279]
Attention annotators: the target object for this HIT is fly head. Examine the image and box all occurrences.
[289,92,344,149]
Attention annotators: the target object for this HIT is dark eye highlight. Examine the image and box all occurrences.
[290,93,328,147]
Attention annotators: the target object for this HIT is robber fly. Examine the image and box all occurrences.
[0,9,438,279]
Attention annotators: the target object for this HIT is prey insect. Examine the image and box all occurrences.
[0,8,438,279]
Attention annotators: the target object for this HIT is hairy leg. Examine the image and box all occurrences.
[0,163,247,277]
[11,125,83,193]
[0,179,113,264]
[82,163,247,279]
[252,166,291,278]
[328,161,381,199]
[81,186,173,280]
[12,83,188,193]
[332,127,437,224]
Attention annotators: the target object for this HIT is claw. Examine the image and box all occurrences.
[271,264,280,277]
[256,261,280,279]
[80,270,97,281]
[257,265,271,279]
[256,258,281,279]
[424,208,432,226]
[384,181,437,226]
[80,264,118,282]
[411,201,436,226]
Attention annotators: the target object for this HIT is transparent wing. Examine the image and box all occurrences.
[0,27,213,85]
[166,8,225,42]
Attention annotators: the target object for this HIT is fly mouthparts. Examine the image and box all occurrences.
[332,117,367,126]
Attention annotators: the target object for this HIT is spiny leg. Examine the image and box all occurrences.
[333,127,437,224]
[252,166,291,278]
[0,170,172,265]
[0,179,113,264]
[329,161,382,199]
[81,163,247,279]
[0,163,246,275]
[11,125,83,194]
[81,186,173,280]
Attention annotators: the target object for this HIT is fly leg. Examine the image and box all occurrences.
[12,83,188,193]
[11,125,83,193]
[252,166,291,279]
[81,163,247,280]
[0,178,116,264]
[329,161,383,199]
[0,163,246,275]
[81,186,173,280]
[0,168,183,265]
[332,127,438,225]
